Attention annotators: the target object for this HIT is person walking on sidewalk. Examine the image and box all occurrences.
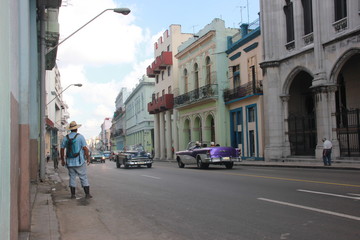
[322,138,333,166]
[60,121,92,199]
[52,145,59,169]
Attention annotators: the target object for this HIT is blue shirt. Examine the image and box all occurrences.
[61,132,87,167]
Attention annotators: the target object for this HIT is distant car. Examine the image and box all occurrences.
[176,141,241,169]
[90,152,106,164]
[116,145,153,169]
[103,150,111,160]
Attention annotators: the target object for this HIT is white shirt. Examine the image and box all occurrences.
[323,140,332,149]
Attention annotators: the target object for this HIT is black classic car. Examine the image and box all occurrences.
[176,141,241,169]
[115,145,153,169]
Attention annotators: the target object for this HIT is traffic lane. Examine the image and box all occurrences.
[97,161,360,218]
[89,161,360,240]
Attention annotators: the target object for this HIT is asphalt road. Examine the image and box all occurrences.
[54,161,360,240]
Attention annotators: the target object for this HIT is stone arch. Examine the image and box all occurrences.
[193,115,202,142]
[204,113,215,143]
[286,69,316,156]
[282,66,314,95]
[330,48,360,84]
[183,118,191,147]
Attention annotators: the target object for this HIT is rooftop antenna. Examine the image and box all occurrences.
[236,6,246,24]
[247,0,250,23]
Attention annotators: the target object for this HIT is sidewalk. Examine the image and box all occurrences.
[26,159,360,240]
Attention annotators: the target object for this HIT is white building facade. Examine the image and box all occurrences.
[125,75,155,153]
[260,0,360,160]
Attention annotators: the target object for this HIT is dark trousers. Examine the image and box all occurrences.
[323,149,332,166]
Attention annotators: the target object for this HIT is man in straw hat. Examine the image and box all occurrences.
[60,121,92,199]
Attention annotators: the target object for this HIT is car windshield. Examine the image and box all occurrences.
[187,141,211,149]
[126,145,145,152]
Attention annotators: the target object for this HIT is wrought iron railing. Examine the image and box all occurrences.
[334,109,360,157]
[174,84,218,107]
[223,80,263,102]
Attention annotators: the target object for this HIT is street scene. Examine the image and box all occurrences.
[3,0,360,239]
[32,160,360,240]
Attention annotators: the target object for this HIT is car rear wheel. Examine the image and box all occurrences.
[225,162,234,169]
[116,159,120,168]
[197,158,205,169]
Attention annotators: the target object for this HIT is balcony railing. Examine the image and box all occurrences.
[174,84,218,107]
[146,51,173,78]
[111,129,124,138]
[223,80,263,102]
[148,94,174,114]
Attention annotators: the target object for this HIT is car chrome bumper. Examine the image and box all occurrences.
[127,160,153,165]
[204,157,242,163]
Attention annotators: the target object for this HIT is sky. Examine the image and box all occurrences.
[57,0,260,139]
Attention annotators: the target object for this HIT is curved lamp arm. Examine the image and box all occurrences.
[46,8,131,56]
[46,83,82,106]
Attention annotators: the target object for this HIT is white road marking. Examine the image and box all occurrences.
[258,198,360,221]
[297,189,360,200]
[141,175,160,180]
[348,193,360,197]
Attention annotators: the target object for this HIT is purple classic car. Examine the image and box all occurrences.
[175,142,241,169]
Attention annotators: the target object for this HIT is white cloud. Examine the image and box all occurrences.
[57,0,159,139]
[58,0,143,66]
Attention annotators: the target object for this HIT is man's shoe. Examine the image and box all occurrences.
[70,187,76,199]
[84,186,93,199]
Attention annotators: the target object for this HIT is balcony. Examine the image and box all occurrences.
[146,51,173,78]
[148,94,174,114]
[223,80,263,102]
[111,129,124,138]
[174,84,218,108]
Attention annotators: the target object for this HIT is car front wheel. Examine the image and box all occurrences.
[147,163,152,168]
[177,159,185,168]
[225,162,234,169]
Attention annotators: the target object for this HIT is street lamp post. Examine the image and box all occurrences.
[46,83,82,106]
[46,8,131,56]
[39,7,131,180]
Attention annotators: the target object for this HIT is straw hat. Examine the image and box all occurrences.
[67,121,82,130]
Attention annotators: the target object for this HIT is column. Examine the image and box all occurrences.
[154,114,160,159]
[173,109,179,152]
[328,85,340,158]
[280,95,291,156]
[314,86,331,159]
[159,112,166,160]
[165,111,172,160]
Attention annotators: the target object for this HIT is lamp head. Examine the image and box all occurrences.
[113,8,131,15]
[74,84,83,87]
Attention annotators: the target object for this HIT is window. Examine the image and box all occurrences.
[167,45,170,51]
[168,86,172,94]
[232,65,240,88]
[247,56,257,83]
[206,56,211,85]
[248,107,255,122]
[302,0,313,35]
[167,66,171,76]
[284,0,295,43]
[184,69,188,92]
[162,89,165,96]
[156,75,159,84]
[194,63,199,89]
[162,71,164,80]
[334,0,347,21]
